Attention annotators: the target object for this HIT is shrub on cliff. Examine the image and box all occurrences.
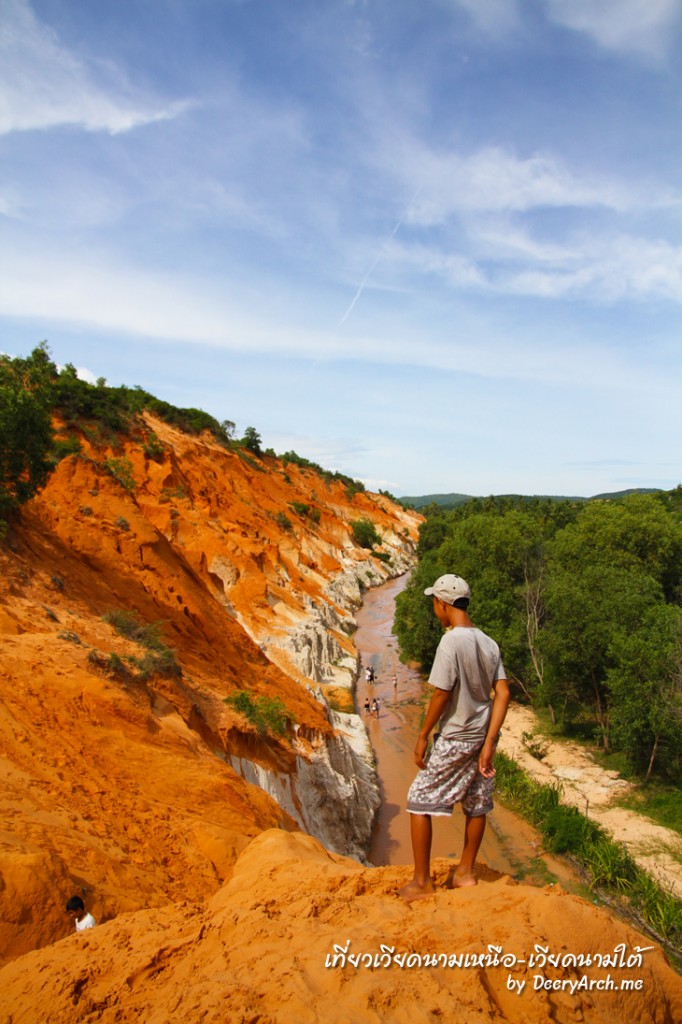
[0,344,56,519]
[241,426,262,455]
[103,610,182,679]
[350,517,381,549]
[225,691,289,737]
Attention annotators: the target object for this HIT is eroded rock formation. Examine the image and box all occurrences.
[0,416,420,963]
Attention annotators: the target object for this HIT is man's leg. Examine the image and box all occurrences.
[452,813,486,887]
[398,813,434,901]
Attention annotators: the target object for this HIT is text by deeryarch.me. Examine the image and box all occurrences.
[324,941,654,994]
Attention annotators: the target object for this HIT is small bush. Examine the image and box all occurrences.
[102,609,181,678]
[104,456,135,491]
[57,630,82,645]
[53,434,82,460]
[522,730,550,760]
[142,432,165,461]
[134,647,182,680]
[115,516,130,531]
[276,511,293,531]
[87,649,132,681]
[104,610,164,648]
[542,805,602,855]
[351,518,381,549]
[372,550,392,564]
[225,690,289,737]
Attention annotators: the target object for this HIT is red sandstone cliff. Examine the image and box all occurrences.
[0,416,420,964]
[1,417,680,1023]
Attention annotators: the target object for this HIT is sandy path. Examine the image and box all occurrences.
[499,704,682,897]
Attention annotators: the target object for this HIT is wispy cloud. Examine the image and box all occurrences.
[545,0,682,59]
[384,220,682,304]
[0,0,190,135]
[498,232,682,302]
[388,143,649,221]
[2,238,676,401]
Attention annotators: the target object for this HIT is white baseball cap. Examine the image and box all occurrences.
[424,574,471,605]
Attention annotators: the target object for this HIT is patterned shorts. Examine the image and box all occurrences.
[406,735,495,818]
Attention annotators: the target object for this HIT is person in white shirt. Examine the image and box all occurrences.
[399,574,510,902]
[66,895,96,931]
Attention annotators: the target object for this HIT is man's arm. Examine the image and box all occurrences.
[413,687,451,769]
[478,678,510,778]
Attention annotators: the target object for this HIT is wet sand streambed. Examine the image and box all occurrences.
[354,573,581,889]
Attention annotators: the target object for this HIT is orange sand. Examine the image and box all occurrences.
[1,830,680,1024]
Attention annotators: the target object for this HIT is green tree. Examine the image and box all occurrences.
[350,517,381,549]
[396,507,547,689]
[0,343,57,517]
[548,495,682,601]
[241,426,262,455]
[394,549,446,668]
[538,563,663,745]
[607,604,682,782]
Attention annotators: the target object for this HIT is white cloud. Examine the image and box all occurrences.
[399,145,639,221]
[545,0,682,59]
[387,221,682,304]
[501,233,682,302]
[1,240,676,400]
[0,0,190,135]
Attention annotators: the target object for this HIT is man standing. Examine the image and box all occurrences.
[399,574,510,902]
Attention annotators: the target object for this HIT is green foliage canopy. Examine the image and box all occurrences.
[394,492,682,783]
[351,517,382,549]
[0,343,56,516]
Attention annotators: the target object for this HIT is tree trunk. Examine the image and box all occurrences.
[524,565,544,693]
[594,684,609,751]
[645,733,659,783]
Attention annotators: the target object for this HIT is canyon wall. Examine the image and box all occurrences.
[0,415,421,962]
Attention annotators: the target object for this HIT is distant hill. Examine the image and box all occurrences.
[589,487,662,500]
[399,492,474,509]
[400,487,663,510]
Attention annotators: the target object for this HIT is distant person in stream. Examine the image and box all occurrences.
[364,697,371,715]
[371,698,379,719]
[66,895,96,931]
[399,574,510,903]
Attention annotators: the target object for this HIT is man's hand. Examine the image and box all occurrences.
[414,736,429,769]
[413,687,451,770]
[478,738,496,778]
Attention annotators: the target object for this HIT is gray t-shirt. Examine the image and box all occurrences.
[429,626,506,742]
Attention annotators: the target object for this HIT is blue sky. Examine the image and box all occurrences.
[1,0,681,497]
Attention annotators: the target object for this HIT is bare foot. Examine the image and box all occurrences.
[398,880,436,903]
[450,872,477,888]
